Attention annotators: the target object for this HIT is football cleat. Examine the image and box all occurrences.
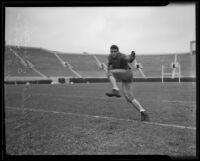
[141,111,150,121]
[105,89,121,98]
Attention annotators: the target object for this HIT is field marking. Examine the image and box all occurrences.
[5,91,196,105]
[5,106,196,130]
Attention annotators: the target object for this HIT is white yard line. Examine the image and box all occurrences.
[5,106,196,130]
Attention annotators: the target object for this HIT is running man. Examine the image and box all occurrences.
[105,45,150,121]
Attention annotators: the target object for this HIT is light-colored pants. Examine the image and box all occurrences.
[107,69,133,82]
[107,69,134,102]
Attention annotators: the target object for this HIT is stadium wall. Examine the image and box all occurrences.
[4,77,196,85]
[69,77,196,83]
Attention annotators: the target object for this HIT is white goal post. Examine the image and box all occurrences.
[161,63,181,83]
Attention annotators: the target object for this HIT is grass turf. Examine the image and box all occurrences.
[4,82,196,156]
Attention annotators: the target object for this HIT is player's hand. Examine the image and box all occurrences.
[128,51,135,63]
[131,51,135,57]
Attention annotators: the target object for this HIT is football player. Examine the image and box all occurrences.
[105,45,150,121]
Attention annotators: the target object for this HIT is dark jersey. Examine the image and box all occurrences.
[107,52,134,70]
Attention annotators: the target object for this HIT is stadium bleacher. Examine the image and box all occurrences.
[4,45,196,80]
[10,46,77,77]
[4,46,41,78]
[136,54,175,77]
[58,53,106,78]
[177,54,196,77]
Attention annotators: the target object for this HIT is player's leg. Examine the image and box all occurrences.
[122,82,144,112]
[107,70,119,91]
[105,69,133,98]
[106,69,132,97]
[122,82,150,121]
[105,70,121,97]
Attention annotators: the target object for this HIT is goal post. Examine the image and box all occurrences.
[162,63,181,83]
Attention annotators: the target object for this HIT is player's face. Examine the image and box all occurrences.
[110,49,118,58]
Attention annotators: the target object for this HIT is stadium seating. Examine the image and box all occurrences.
[4,46,41,78]
[177,54,196,77]
[136,54,175,77]
[9,46,78,77]
[4,45,196,79]
[58,53,106,77]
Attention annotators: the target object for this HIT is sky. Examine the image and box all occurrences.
[5,3,196,55]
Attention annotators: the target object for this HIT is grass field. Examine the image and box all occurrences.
[4,82,196,156]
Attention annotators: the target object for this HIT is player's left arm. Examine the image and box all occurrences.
[124,51,136,63]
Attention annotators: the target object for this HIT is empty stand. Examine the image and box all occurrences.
[4,46,41,78]
[4,46,196,80]
[177,54,196,77]
[10,46,78,77]
[136,54,175,78]
[58,53,106,77]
